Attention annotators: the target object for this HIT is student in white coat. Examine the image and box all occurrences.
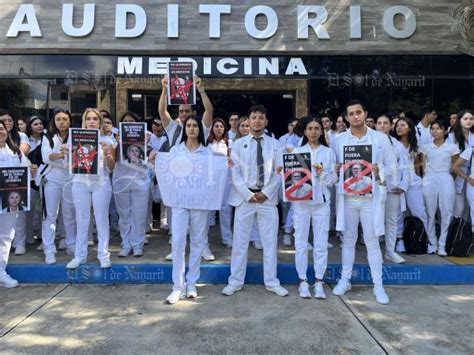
[452,147,474,234]
[222,105,289,297]
[286,115,337,299]
[375,114,409,264]
[448,110,473,220]
[416,108,437,146]
[158,74,213,261]
[420,120,459,256]
[114,111,151,258]
[332,100,397,305]
[207,118,233,248]
[67,109,116,269]
[160,117,214,304]
[393,117,429,252]
[41,109,77,264]
[0,121,37,287]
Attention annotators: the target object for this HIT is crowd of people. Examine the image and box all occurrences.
[0,75,472,307]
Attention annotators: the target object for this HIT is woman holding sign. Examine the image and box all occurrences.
[375,115,410,264]
[41,109,76,264]
[113,112,150,257]
[158,116,213,304]
[420,120,459,256]
[67,109,116,269]
[287,116,337,299]
[0,121,36,288]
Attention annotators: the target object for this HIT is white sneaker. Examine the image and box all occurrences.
[222,284,242,296]
[265,285,289,297]
[165,252,173,261]
[166,290,186,304]
[58,239,67,250]
[118,247,131,258]
[395,239,406,253]
[66,258,86,269]
[100,258,112,268]
[36,242,44,251]
[45,253,56,265]
[385,251,405,264]
[202,246,215,261]
[88,240,95,246]
[427,244,438,254]
[0,274,19,288]
[307,242,313,251]
[314,282,326,299]
[298,281,311,299]
[332,279,351,296]
[186,284,198,298]
[252,241,263,250]
[373,285,390,305]
[133,247,144,257]
[283,234,292,247]
[14,245,26,255]
[437,248,447,257]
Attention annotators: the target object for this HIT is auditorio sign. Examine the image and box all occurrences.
[6,3,416,40]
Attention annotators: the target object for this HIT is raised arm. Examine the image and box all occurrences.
[195,75,213,128]
[158,75,173,129]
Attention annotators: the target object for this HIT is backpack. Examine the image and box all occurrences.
[403,216,428,254]
[446,218,473,257]
[27,137,45,166]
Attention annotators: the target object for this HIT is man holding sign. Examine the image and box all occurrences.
[332,100,397,305]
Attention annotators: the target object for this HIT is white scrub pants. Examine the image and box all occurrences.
[341,196,383,286]
[171,208,208,291]
[219,204,233,245]
[72,181,112,261]
[0,212,18,277]
[453,190,469,220]
[113,178,150,249]
[385,193,401,253]
[294,202,330,281]
[397,184,429,236]
[41,179,76,254]
[228,202,280,288]
[422,173,455,249]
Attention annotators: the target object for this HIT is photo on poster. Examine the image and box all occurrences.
[342,145,373,195]
[167,61,196,106]
[282,152,313,202]
[0,167,30,214]
[69,128,99,175]
[119,122,147,165]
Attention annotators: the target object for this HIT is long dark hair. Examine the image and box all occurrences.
[452,109,474,151]
[26,116,44,139]
[0,109,21,146]
[300,115,328,147]
[180,116,207,146]
[206,118,229,146]
[49,109,73,144]
[0,121,22,158]
[394,117,419,154]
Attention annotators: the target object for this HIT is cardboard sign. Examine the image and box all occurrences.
[342,145,373,195]
[168,61,196,105]
[282,153,313,202]
[120,122,147,165]
[0,167,30,213]
[69,128,99,175]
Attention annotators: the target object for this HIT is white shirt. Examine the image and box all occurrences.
[170,142,210,156]
[420,141,460,174]
[246,134,270,189]
[398,143,422,187]
[460,148,474,179]
[448,131,474,192]
[19,132,28,145]
[0,146,28,167]
[416,122,432,146]
[150,134,168,151]
[209,139,231,156]
[42,134,71,182]
[228,129,237,141]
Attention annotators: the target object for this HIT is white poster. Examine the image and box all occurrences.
[155,152,228,210]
